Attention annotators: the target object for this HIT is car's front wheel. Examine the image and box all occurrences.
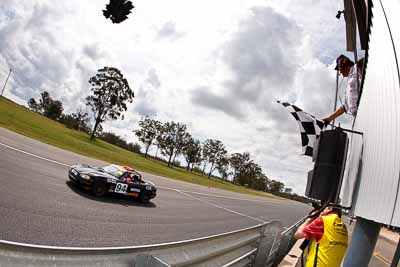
[93,182,107,197]
[140,193,150,203]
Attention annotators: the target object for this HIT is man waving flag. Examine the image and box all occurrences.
[277,101,326,156]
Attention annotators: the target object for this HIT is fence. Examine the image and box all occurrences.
[0,217,307,267]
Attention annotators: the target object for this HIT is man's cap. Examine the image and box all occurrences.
[334,54,354,70]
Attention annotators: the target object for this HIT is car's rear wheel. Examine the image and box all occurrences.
[140,193,150,203]
[93,182,107,197]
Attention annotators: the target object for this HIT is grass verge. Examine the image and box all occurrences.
[0,96,282,199]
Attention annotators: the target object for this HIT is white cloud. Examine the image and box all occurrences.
[156,21,185,41]
[0,0,354,194]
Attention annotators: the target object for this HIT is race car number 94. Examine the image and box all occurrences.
[114,183,128,193]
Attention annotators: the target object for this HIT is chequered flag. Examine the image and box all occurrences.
[277,101,326,156]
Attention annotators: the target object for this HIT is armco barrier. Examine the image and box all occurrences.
[0,218,307,267]
[272,216,308,266]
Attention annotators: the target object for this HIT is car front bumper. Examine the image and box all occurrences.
[68,170,93,186]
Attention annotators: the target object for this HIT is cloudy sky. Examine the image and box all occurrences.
[0,0,357,194]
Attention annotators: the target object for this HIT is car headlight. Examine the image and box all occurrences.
[80,174,91,180]
[146,185,152,190]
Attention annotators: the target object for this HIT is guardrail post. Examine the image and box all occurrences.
[252,221,283,267]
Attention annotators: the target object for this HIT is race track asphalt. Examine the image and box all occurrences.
[0,127,310,247]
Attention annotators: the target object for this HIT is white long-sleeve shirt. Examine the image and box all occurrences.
[342,66,361,116]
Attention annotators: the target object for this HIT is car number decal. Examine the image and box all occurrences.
[114,183,128,194]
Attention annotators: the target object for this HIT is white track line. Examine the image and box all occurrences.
[160,186,266,223]
[0,142,70,167]
[158,186,281,203]
[0,141,268,223]
[0,141,279,204]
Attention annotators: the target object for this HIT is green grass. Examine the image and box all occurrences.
[0,96,282,199]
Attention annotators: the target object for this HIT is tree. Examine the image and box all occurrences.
[134,117,161,158]
[154,121,164,159]
[172,127,191,165]
[215,154,230,180]
[129,142,141,153]
[250,174,269,191]
[27,91,63,120]
[236,160,262,186]
[86,67,134,140]
[182,138,202,171]
[269,179,285,193]
[284,188,293,194]
[74,109,91,132]
[228,152,268,188]
[100,132,128,148]
[229,152,250,181]
[28,98,41,112]
[201,142,208,175]
[44,99,63,120]
[103,0,134,24]
[203,139,227,178]
[158,121,188,167]
[39,91,52,113]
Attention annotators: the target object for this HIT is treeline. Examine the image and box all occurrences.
[27,90,142,154]
[134,117,292,194]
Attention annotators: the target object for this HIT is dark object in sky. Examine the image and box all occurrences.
[336,10,344,19]
[103,0,134,24]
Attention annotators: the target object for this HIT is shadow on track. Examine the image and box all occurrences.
[66,181,156,208]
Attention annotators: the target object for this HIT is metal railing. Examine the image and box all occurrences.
[272,216,308,266]
[0,217,307,267]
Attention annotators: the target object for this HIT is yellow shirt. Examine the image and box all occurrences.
[306,214,348,267]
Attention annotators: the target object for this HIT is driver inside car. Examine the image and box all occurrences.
[120,172,133,184]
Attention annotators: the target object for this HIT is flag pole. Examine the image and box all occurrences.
[1,68,12,96]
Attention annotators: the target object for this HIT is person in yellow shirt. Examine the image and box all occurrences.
[294,206,348,267]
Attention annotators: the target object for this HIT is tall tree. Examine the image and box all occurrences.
[201,142,208,175]
[182,138,202,171]
[203,139,227,178]
[154,121,164,159]
[134,117,161,157]
[39,91,52,113]
[172,126,191,165]
[27,91,63,120]
[191,142,203,172]
[60,112,89,132]
[229,152,250,181]
[28,98,41,112]
[269,179,285,193]
[86,67,134,140]
[73,108,91,132]
[44,100,63,120]
[236,160,262,186]
[158,121,187,167]
[215,154,230,180]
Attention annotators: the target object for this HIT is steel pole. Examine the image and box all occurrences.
[341,217,380,267]
[1,68,12,96]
